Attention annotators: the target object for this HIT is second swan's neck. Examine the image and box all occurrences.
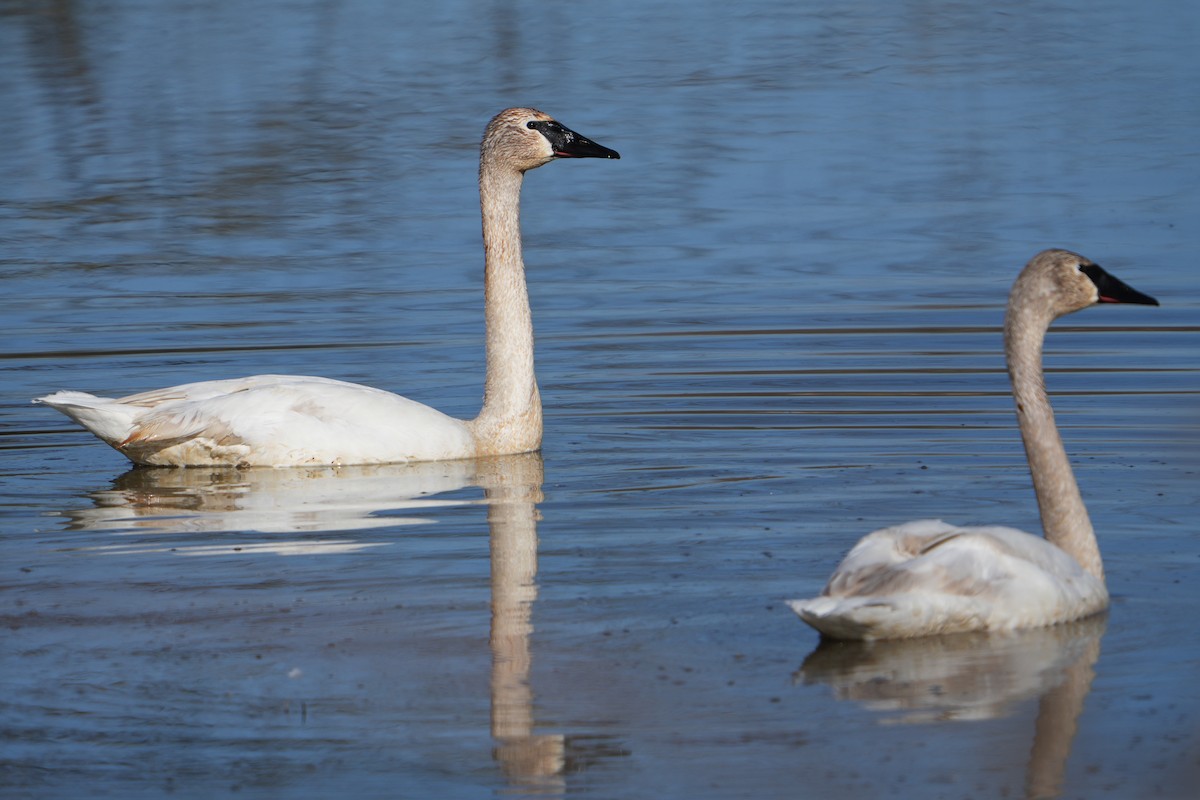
[469,164,542,455]
[1004,298,1103,581]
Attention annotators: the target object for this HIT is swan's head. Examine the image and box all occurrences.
[482,108,620,173]
[1019,249,1159,318]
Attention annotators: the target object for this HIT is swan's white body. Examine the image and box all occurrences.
[789,519,1107,640]
[39,376,476,467]
[36,109,618,467]
[790,250,1158,640]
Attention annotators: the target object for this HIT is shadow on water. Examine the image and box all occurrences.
[45,454,628,795]
[797,616,1107,800]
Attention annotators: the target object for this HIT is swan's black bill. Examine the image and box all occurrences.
[1080,263,1159,306]
[530,120,620,159]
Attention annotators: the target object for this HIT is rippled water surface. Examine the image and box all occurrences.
[2,1,1199,798]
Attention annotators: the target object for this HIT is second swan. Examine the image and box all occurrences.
[790,249,1158,640]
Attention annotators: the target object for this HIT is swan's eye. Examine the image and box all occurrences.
[526,121,537,129]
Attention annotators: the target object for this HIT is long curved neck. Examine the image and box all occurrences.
[1004,298,1103,581]
[469,163,542,455]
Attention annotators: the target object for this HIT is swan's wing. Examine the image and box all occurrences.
[117,376,351,446]
[822,519,966,596]
[116,375,351,407]
[37,376,329,449]
[790,520,1105,639]
[821,520,1089,598]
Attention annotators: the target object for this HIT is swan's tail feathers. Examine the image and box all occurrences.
[34,391,138,447]
[788,595,986,641]
[787,597,897,641]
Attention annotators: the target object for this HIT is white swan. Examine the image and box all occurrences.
[35,108,619,467]
[789,249,1158,640]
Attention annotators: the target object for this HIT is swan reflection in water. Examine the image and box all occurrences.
[797,616,1106,799]
[481,455,569,791]
[58,454,624,791]
[58,459,480,555]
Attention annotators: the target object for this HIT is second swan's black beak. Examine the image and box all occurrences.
[532,120,620,159]
[1080,263,1160,306]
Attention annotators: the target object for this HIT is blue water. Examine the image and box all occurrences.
[2,1,1198,798]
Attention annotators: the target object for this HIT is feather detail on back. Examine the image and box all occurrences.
[789,520,1107,640]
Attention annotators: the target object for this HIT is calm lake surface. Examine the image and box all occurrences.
[2,1,1198,798]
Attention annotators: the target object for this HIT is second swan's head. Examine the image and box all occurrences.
[482,108,620,173]
[1014,248,1159,320]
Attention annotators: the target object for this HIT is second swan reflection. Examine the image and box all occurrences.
[798,618,1107,800]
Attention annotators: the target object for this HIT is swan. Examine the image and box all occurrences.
[789,249,1158,640]
[35,108,619,467]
